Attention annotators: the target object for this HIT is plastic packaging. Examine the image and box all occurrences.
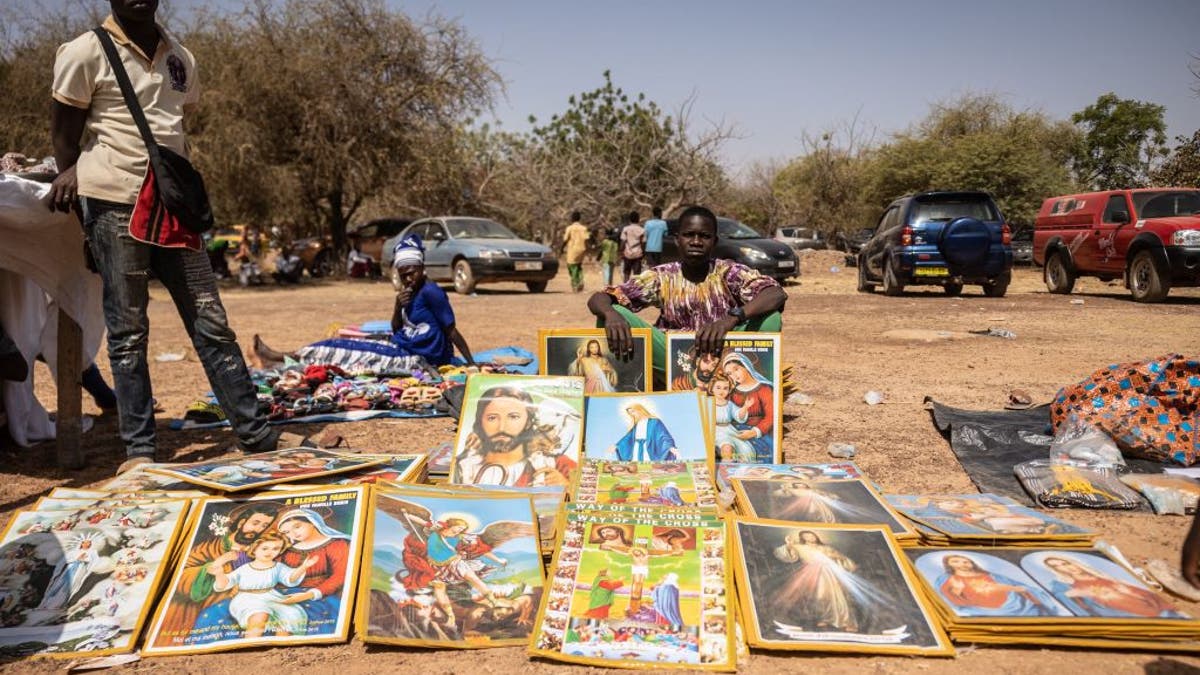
[827,442,857,459]
[863,390,885,405]
[1049,413,1126,470]
[786,393,815,406]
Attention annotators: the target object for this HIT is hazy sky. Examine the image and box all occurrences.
[165,0,1198,173]
[385,0,1200,173]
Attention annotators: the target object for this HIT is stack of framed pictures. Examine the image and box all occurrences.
[142,486,367,655]
[905,547,1200,651]
[729,477,917,542]
[357,484,545,649]
[885,494,1096,547]
[0,495,192,657]
[730,519,953,656]
[539,328,652,394]
[665,333,783,464]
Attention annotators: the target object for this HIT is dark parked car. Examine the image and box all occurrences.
[383,216,558,294]
[856,191,1013,297]
[1011,227,1034,265]
[660,217,799,282]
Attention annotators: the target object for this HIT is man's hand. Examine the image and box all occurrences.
[603,309,634,358]
[1183,511,1200,588]
[696,315,738,357]
[46,165,79,213]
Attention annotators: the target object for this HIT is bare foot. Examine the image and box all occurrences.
[251,334,290,368]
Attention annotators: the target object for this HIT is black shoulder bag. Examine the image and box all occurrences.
[93,27,213,234]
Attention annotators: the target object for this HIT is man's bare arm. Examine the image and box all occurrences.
[48,100,88,212]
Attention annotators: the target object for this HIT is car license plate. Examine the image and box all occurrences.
[777,260,795,269]
[515,261,543,271]
[915,266,948,277]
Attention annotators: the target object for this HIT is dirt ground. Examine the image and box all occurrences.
[4,250,1200,673]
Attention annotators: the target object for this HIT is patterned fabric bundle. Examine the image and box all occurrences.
[1050,354,1200,465]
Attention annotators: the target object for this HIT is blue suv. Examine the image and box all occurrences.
[856,191,1013,297]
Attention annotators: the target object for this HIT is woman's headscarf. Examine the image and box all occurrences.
[276,507,350,542]
[720,352,771,390]
[391,234,425,269]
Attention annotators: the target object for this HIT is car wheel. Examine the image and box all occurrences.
[982,271,1010,298]
[882,257,904,296]
[526,280,548,293]
[943,281,963,297]
[1128,250,1170,303]
[310,250,334,278]
[1044,251,1076,294]
[452,259,476,295]
[856,258,875,293]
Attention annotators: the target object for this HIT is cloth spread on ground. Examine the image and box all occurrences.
[925,398,1160,508]
[169,346,537,430]
[1051,354,1200,466]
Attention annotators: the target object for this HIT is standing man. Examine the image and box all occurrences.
[643,205,667,268]
[49,0,295,472]
[562,211,590,293]
[619,211,645,282]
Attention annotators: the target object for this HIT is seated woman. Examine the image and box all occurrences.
[251,236,474,375]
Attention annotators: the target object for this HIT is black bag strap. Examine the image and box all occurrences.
[92,27,161,164]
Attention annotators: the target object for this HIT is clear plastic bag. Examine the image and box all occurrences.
[1049,413,1126,471]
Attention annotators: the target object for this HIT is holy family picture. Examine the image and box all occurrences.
[666,333,782,464]
[540,329,651,393]
[143,487,365,655]
[733,521,952,655]
[450,375,585,488]
[908,548,1190,620]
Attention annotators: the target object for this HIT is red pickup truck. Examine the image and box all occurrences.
[1033,188,1200,302]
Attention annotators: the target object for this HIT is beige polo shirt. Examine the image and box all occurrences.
[52,15,199,205]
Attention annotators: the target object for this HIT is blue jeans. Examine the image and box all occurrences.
[83,198,272,458]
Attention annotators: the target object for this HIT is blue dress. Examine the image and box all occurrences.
[296,280,457,371]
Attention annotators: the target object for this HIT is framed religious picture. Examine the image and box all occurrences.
[529,511,735,669]
[102,463,218,494]
[449,374,585,488]
[731,519,953,656]
[583,391,711,463]
[885,494,1094,544]
[731,477,917,541]
[572,460,719,510]
[0,500,190,657]
[356,486,545,648]
[714,462,864,494]
[666,333,782,464]
[142,486,367,655]
[539,328,652,393]
[269,454,428,490]
[145,449,388,492]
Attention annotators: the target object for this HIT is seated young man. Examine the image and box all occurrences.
[587,205,786,377]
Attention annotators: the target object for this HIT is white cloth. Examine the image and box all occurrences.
[0,175,105,446]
